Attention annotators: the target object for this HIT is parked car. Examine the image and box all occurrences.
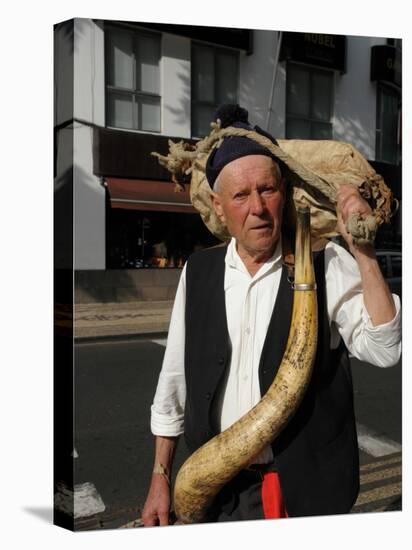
[376,250,402,299]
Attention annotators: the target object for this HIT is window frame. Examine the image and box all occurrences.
[191,42,240,138]
[375,82,401,165]
[285,61,335,140]
[105,23,162,133]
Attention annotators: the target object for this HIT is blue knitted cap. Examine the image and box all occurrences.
[205,104,280,189]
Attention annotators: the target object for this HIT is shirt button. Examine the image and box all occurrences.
[246,327,251,335]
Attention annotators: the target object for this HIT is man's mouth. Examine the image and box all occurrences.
[251,223,272,230]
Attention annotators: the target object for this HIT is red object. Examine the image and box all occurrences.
[106,178,197,213]
[261,472,288,519]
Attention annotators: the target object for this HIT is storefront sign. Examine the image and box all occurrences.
[93,127,197,181]
[371,45,402,88]
[280,32,346,73]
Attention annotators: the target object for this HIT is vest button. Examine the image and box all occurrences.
[218,357,225,365]
[206,392,211,400]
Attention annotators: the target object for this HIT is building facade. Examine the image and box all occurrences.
[54,18,402,297]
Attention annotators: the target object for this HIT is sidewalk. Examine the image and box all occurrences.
[74,301,174,340]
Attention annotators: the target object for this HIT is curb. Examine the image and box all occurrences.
[75,332,168,345]
[73,301,173,341]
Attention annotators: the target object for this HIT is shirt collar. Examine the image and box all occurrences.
[225,237,283,280]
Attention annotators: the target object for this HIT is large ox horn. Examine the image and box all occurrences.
[173,206,318,524]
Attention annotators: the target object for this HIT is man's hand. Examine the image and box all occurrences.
[142,436,178,526]
[142,474,171,526]
[336,184,373,254]
[336,184,397,326]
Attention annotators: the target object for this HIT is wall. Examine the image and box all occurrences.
[54,20,73,127]
[75,269,182,303]
[161,33,191,138]
[334,35,386,159]
[54,20,74,270]
[73,18,106,269]
[240,31,386,157]
[71,22,193,269]
[73,124,106,270]
[239,30,286,137]
[66,21,393,274]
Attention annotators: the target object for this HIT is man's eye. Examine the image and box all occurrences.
[234,193,247,200]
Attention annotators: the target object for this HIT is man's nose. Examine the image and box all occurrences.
[250,191,264,215]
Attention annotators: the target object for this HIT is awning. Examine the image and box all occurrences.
[106,178,197,214]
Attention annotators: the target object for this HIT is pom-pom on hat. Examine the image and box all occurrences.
[205,104,281,189]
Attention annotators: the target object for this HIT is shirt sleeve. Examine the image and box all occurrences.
[150,264,187,436]
[325,241,401,367]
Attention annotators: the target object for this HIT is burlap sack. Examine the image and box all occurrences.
[153,128,395,246]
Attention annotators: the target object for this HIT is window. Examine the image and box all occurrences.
[106,26,161,132]
[286,63,334,139]
[191,44,239,137]
[376,84,401,164]
[106,209,219,269]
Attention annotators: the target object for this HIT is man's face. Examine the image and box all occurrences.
[211,155,285,260]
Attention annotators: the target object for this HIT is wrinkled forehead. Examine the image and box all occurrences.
[218,155,282,189]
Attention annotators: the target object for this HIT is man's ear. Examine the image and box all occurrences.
[210,191,226,223]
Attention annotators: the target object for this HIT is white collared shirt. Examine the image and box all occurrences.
[150,238,401,462]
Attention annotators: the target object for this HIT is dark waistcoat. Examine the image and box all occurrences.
[184,244,359,517]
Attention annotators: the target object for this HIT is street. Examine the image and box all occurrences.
[72,337,402,529]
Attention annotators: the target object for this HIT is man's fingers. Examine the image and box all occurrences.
[142,479,171,527]
[142,509,169,527]
[142,514,158,527]
[158,512,170,526]
[337,187,371,223]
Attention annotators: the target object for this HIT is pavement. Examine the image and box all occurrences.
[74,301,174,339]
[67,301,402,529]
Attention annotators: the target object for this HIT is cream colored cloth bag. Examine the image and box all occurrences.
[153,125,396,247]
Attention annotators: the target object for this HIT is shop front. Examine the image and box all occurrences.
[73,126,220,304]
[105,177,219,269]
[93,126,220,272]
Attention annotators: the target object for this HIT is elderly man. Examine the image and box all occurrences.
[142,107,401,525]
